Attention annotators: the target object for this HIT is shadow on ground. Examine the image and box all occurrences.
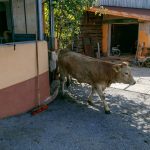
[0,84,150,150]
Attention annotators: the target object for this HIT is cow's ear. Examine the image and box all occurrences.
[113,64,121,73]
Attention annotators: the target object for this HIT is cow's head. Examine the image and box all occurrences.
[113,62,136,85]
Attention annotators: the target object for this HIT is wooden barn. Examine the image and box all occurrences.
[0,0,51,118]
[76,0,150,57]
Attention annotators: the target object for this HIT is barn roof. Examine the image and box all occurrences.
[88,6,150,21]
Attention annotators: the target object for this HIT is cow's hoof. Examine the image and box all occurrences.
[105,110,111,114]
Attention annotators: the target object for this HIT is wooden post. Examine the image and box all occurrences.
[97,42,100,59]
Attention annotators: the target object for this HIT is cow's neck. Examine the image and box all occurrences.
[110,71,119,84]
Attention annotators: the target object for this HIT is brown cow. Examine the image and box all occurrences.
[58,49,136,114]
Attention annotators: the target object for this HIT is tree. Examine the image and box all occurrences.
[43,0,106,49]
[54,0,97,48]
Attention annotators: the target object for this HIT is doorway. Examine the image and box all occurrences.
[111,24,138,55]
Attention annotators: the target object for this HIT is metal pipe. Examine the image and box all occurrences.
[36,0,44,40]
[36,0,39,40]
[49,0,55,50]
[37,0,44,40]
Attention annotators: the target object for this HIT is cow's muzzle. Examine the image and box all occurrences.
[130,80,136,85]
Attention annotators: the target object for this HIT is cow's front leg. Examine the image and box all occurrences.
[66,75,71,88]
[87,87,95,105]
[95,85,110,114]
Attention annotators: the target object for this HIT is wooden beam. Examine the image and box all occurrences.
[103,19,138,24]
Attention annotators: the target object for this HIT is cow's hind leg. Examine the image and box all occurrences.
[66,75,71,88]
[87,87,95,105]
[95,85,110,114]
[60,73,65,96]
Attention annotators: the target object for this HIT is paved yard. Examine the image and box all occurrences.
[0,67,150,150]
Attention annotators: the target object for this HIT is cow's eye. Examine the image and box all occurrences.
[125,72,129,75]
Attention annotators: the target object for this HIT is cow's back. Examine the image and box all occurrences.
[58,50,115,85]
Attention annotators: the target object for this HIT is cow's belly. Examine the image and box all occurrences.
[70,73,93,85]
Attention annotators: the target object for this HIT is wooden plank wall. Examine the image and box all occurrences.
[73,12,102,57]
[12,0,36,34]
[12,0,26,33]
[25,0,36,34]
[100,0,150,9]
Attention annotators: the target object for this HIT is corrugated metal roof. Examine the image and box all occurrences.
[100,0,150,9]
[88,6,150,21]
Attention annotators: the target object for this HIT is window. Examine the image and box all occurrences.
[0,0,43,44]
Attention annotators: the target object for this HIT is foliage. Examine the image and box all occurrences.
[55,0,97,48]
[43,2,50,36]
[44,0,96,49]
[43,0,108,49]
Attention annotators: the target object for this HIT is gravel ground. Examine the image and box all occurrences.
[0,67,150,150]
